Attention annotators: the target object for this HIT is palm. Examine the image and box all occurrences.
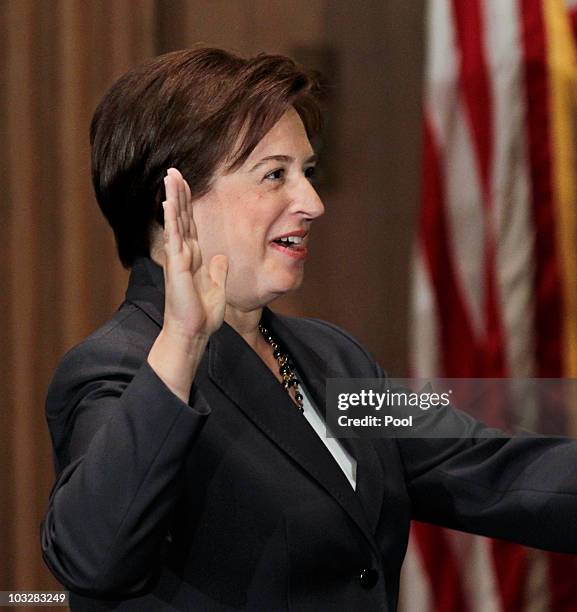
[162,168,228,339]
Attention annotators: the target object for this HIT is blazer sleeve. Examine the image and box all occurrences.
[401,431,577,553]
[312,319,577,554]
[384,370,577,553]
[41,334,210,597]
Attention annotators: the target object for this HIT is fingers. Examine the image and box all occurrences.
[162,196,182,258]
[163,168,191,259]
[163,168,201,274]
[166,168,197,241]
[163,170,179,240]
[164,169,183,241]
[176,169,189,235]
[184,178,198,241]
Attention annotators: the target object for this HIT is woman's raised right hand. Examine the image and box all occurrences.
[147,168,228,402]
[161,168,228,340]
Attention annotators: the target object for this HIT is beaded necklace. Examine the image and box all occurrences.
[258,324,304,413]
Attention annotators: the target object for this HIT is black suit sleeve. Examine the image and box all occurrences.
[383,368,577,553]
[314,319,577,554]
[41,341,210,597]
[400,424,577,553]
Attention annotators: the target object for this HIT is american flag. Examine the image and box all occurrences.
[404,0,577,610]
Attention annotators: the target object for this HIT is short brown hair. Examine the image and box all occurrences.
[90,47,323,268]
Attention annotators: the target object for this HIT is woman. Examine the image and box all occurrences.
[42,48,577,611]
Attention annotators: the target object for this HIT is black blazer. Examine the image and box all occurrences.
[42,257,577,611]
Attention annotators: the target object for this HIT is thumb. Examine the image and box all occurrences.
[208,254,229,289]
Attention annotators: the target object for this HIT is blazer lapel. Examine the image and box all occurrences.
[207,321,379,550]
[263,309,385,534]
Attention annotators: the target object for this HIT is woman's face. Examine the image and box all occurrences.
[192,107,325,310]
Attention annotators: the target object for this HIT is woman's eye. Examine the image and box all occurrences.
[264,168,285,181]
[304,166,317,180]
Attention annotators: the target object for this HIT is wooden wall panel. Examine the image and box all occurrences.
[317,0,425,374]
[5,0,44,590]
[1,0,156,599]
[157,0,326,55]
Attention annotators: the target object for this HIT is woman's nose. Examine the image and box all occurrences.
[294,177,325,219]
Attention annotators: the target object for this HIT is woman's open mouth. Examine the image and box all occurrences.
[270,233,308,260]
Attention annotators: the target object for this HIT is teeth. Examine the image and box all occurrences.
[278,236,303,245]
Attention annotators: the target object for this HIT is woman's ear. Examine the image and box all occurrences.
[149,224,166,267]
